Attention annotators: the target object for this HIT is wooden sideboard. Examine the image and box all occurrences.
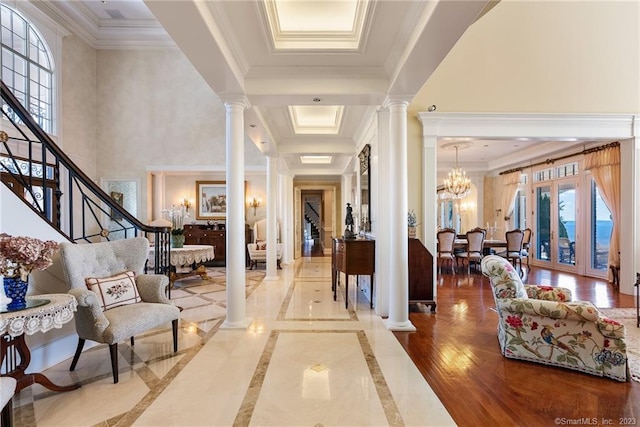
[183,224,252,266]
[332,237,375,309]
[408,237,435,312]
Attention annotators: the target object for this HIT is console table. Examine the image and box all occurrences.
[332,238,375,309]
[0,294,80,393]
[183,224,252,266]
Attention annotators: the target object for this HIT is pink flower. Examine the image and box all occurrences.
[602,318,621,326]
[0,234,59,281]
[530,322,539,330]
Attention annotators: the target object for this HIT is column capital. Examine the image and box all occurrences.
[222,96,251,111]
[382,96,411,109]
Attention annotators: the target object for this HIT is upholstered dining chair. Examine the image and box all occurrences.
[497,229,525,274]
[437,228,457,274]
[59,237,181,384]
[521,228,533,268]
[456,229,485,273]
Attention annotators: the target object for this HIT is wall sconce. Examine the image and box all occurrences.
[182,198,191,213]
[247,195,261,215]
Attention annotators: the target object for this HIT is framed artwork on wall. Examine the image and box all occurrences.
[196,181,227,219]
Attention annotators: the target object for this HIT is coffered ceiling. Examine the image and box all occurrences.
[35,0,589,179]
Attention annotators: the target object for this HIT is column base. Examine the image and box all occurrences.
[264,275,279,281]
[221,317,252,329]
[383,318,416,331]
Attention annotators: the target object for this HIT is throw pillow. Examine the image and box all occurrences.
[256,240,267,250]
[85,270,141,311]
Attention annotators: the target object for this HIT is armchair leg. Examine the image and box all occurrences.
[130,337,134,346]
[1,397,13,427]
[109,343,119,384]
[69,338,86,371]
[172,319,178,353]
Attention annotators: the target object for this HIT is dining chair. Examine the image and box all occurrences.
[437,228,457,274]
[456,229,485,273]
[521,228,532,268]
[497,229,525,273]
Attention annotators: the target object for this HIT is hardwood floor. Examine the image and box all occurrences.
[394,266,639,426]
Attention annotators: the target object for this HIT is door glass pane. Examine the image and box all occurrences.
[591,180,612,270]
[557,182,576,265]
[536,186,551,261]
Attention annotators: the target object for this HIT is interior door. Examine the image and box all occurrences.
[294,187,301,259]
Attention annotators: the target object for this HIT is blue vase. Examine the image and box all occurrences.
[3,277,28,310]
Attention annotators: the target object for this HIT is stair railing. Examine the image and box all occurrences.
[1,80,170,276]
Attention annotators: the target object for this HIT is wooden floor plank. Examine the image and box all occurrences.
[394,266,639,426]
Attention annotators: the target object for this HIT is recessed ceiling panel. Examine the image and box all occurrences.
[263,0,371,50]
[288,105,344,134]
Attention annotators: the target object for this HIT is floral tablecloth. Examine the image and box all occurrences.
[0,294,77,337]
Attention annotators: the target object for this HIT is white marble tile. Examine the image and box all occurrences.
[24,258,451,427]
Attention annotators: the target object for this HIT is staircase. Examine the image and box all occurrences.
[0,80,170,275]
[304,201,321,242]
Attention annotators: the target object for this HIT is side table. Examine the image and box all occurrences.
[149,245,215,298]
[0,294,80,393]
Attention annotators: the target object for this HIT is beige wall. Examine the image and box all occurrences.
[61,37,98,177]
[84,48,265,222]
[411,0,640,114]
[163,173,267,225]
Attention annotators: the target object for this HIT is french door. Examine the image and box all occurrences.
[533,177,579,273]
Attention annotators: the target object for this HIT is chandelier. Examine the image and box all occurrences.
[443,145,471,199]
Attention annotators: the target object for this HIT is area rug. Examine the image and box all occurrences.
[599,308,639,383]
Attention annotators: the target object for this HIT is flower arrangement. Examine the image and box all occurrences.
[407,210,418,227]
[0,233,59,281]
[163,205,189,236]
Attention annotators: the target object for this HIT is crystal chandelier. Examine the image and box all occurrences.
[443,146,471,199]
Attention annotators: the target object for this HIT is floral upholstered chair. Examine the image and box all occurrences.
[481,255,628,381]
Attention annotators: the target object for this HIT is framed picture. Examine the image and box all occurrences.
[196,181,227,219]
[110,191,124,220]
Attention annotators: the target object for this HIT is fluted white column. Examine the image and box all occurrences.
[265,154,278,280]
[383,98,415,331]
[222,98,251,329]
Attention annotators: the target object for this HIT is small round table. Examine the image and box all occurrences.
[0,294,80,393]
[148,245,215,297]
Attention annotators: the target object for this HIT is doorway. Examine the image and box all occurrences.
[532,166,579,273]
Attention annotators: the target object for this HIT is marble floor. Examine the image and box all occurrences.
[13,257,453,427]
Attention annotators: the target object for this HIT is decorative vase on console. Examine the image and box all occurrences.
[164,204,189,249]
[171,231,185,248]
[0,233,59,311]
[408,210,418,239]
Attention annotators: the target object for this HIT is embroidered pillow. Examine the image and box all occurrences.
[256,240,267,250]
[85,270,141,311]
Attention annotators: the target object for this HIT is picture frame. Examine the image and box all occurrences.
[110,191,124,220]
[196,181,227,220]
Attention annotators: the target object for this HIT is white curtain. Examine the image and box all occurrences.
[584,145,620,282]
[500,171,521,232]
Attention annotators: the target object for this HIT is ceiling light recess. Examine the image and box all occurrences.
[300,155,332,165]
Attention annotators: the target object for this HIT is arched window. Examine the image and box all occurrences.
[1,4,54,133]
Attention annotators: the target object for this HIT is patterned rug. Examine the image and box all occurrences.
[599,308,639,383]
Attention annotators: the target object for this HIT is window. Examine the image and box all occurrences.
[1,4,54,133]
